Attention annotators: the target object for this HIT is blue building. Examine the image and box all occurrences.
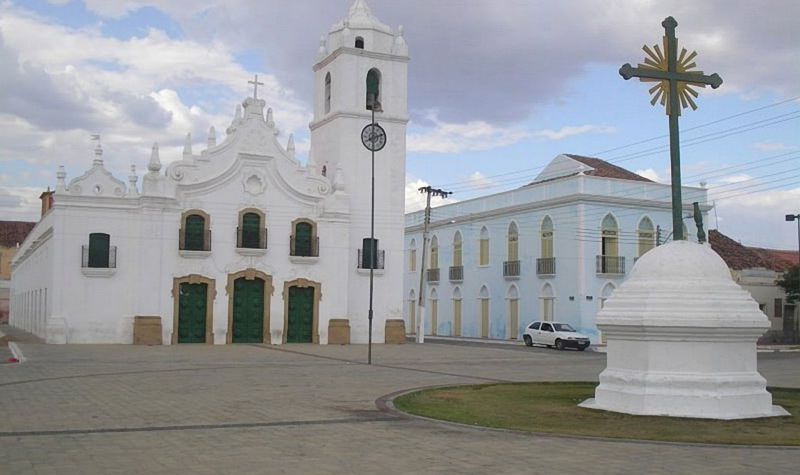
[404,154,709,343]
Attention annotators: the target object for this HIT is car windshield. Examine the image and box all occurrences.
[552,323,575,332]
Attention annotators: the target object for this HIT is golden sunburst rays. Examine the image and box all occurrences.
[637,36,708,114]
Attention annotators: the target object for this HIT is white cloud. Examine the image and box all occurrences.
[407,112,530,153]
[752,141,798,152]
[0,5,311,181]
[710,187,800,249]
[0,186,42,221]
[464,171,497,190]
[634,168,667,183]
[404,175,458,213]
[720,173,753,184]
[534,125,616,140]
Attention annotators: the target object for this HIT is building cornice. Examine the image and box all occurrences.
[405,193,712,233]
[309,111,408,131]
[313,47,409,72]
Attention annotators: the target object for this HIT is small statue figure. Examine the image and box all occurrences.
[693,202,706,243]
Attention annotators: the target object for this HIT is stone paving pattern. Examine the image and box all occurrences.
[1,325,798,474]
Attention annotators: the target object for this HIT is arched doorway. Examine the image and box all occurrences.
[226,269,273,344]
[283,279,322,343]
[172,274,216,344]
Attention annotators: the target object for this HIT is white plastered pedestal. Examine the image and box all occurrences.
[580,241,788,419]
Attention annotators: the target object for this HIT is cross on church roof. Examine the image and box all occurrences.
[248,74,264,100]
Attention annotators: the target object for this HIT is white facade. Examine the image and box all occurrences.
[10,0,408,345]
[404,154,710,342]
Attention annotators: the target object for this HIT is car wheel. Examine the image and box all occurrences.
[555,339,565,351]
[578,346,586,352]
[523,335,533,347]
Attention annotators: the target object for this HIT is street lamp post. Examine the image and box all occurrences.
[786,214,800,265]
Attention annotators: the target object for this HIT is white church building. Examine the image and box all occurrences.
[404,154,710,343]
[11,0,409,345]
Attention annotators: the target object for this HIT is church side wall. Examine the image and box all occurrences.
[9,220,54,340]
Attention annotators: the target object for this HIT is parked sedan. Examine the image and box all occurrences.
[523,321,590,351]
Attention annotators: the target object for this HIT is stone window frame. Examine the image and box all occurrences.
[225,269,274,344]
[171,274,216,345]
[180,209,211,252]
[282,278,322,344]
[236,207,267,251]
[290,218,319,260]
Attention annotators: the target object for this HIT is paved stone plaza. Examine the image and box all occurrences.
[1,329,798,474]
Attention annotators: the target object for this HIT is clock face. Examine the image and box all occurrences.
[361,123,387,152]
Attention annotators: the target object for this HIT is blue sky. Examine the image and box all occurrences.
[0,0,798,249]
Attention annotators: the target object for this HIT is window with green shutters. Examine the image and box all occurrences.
[88,233,110,268]
[293,221,313,257]
[184,214,205,251]
[241,212,261,249]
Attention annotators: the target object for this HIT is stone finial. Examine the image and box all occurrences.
[316,35,328,61]
[235,104,242,121]
[183,132,192,156]
[393,25,408,55]
[148,142,162,173]
[207,126,216,148]
[56,165,67,192]
[286,133,295,157]
[92,142,104,166]
[127,164,139,197]
[266,108,275,128]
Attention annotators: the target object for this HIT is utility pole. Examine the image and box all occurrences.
[416,186,452,344]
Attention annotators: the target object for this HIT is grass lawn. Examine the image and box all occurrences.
[393,382,800,446]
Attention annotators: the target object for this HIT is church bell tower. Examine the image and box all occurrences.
[309,0,409,342]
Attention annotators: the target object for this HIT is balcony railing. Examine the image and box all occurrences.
[596,255,625,275]
[503,260,520,278]
[237,227,268,249]
[357,249,385,269]
[536,257,556,275]
[81,245,117,268]
[449,265,463,282]
[427,268,440,283]
[179,229,211,251]
[290,235,319,257]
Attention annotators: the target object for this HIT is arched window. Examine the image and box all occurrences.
[291,219,318,257]
[87,233,110,268]
[599,214,620,274]
[507,222,519,261]
[408,289,416,335]
[428,288,438,336]
[601,214,619,257]
[637,216,655,258]
[452,287,462,336]
[600,282,616,309]
[540,216,553,258]
[366,68,381,111]
[479,285,490,338]
[409,238,417,272]
[181,210,210,251]
[479,226,489,266]
[324,72,331,114]
[238,209,266,249]
[541,283,555,321]
[430,235,439,269]
[507,284,519,340]
[355,36,364,49]
[452,231,462,266]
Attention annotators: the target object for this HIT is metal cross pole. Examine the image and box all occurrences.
[248,74,264,100]
[620,16,722,241]
[416,186,452,344]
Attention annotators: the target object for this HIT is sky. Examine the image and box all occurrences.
[0,0,798,249]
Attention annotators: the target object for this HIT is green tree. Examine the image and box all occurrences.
[777,265,799,304]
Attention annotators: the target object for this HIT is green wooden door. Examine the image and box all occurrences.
[287,286,314,343]
[185,215,205,250]
[232,278,264,343]
[178,283,207,343]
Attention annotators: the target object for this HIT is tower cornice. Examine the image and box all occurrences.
[313,46,409,72]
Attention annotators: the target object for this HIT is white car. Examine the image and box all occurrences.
[523,321,590,351]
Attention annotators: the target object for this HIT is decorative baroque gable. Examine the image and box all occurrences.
[66,163,126,197]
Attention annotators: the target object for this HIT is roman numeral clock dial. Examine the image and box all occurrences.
[361,123,386,152]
